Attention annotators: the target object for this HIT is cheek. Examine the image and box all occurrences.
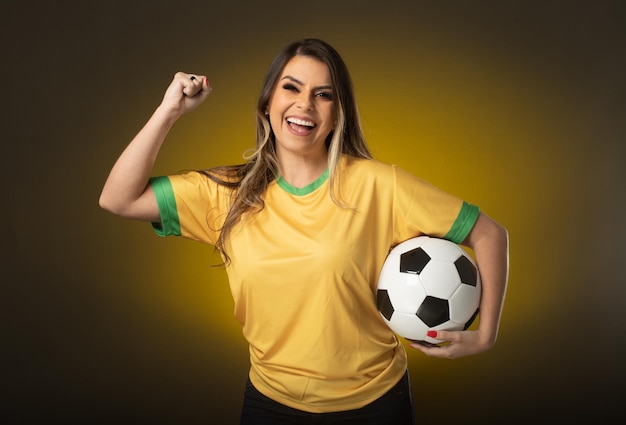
[323,106,336,129]
[268,115,280,133]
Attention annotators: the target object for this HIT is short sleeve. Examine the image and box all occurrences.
[148,171,231,245]
[392,165,479,244]
[444,201,480,243]
[149,176,181,236]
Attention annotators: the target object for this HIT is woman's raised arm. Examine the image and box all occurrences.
[99,72,211,222]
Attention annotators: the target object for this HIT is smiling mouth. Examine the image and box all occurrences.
[286,117,316,131]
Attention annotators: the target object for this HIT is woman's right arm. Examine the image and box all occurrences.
[99,72,211,222]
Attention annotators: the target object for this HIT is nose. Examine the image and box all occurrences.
[296,92,314,111]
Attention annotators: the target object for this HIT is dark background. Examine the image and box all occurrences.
[2,1,625,424]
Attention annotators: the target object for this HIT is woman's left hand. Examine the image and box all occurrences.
[409,329,494,359]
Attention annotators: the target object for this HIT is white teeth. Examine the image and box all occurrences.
[287,117,315,128]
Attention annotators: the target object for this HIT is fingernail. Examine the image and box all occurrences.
[205,77,208,86]
[427,330,437,338]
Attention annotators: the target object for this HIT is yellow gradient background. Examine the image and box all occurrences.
[3,1,624,423]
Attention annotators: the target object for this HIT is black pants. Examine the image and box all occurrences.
[239,371,415,425]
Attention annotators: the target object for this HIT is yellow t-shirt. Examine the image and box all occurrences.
[150,155,479,413]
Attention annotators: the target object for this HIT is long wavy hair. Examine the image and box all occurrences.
[203,38,372,264]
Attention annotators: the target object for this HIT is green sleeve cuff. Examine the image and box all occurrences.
[444,201,480,244]
[149,176,181,237]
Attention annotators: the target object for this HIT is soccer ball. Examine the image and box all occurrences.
[376,236,481,345]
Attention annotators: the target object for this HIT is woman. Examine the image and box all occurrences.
[100,38,509,424]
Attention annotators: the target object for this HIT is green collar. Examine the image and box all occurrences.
[276,168,329,196]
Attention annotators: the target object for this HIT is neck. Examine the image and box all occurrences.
[277,152,328,189]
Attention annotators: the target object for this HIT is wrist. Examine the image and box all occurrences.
[476,325,498,348]
[153,104,183,126]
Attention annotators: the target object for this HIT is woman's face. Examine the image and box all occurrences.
[266,55,335,161]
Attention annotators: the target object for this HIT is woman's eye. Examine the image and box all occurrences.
[283,84,298,92]
[316,91,333,100]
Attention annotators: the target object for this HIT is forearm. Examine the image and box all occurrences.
[99,106,178,219]
[465,213,509,346]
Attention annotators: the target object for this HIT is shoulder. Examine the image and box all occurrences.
[340,155,395,175]
[159,170,237,200]
[166,170,212,188]
[340,155,412,184]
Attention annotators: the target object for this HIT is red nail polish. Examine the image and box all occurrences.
[204,77,208,86]
[427,330,437,338]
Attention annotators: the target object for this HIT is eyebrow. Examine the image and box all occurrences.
[281,75,333,91]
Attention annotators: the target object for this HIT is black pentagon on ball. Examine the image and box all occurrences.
[454,256,478,286]
[416,296,450,327]
[399,247,431,274]
[376,289,394,321]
